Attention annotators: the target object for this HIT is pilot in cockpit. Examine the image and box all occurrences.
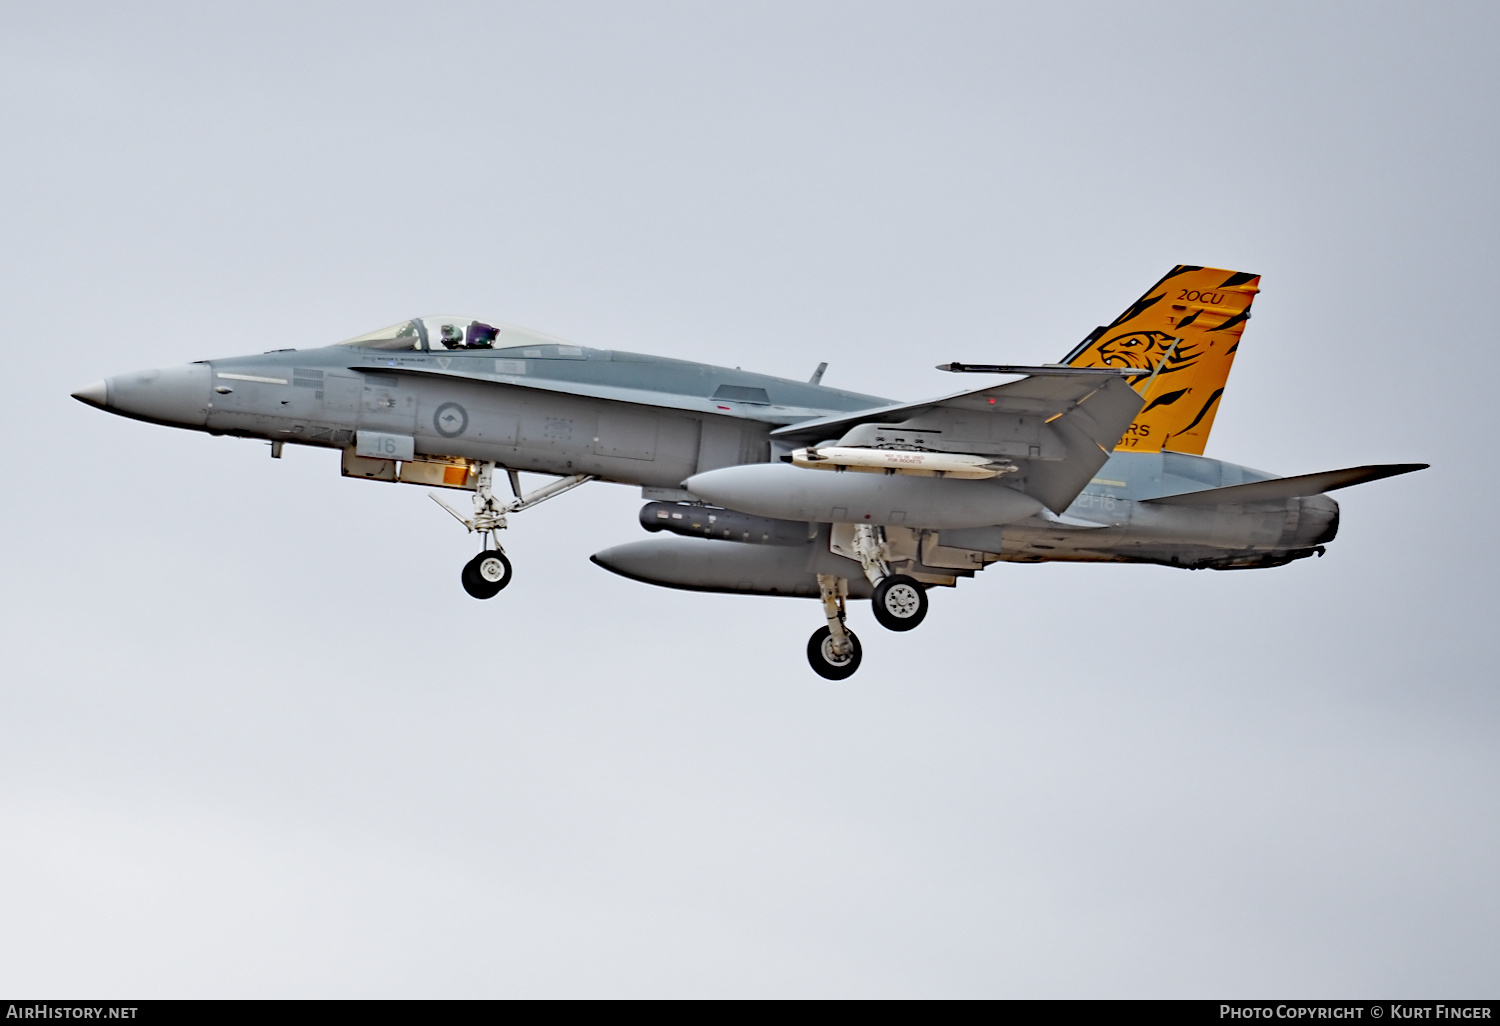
[465,321,500,348]
[438,324,465,349]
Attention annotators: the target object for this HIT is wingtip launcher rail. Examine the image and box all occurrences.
[936,362,1148,377]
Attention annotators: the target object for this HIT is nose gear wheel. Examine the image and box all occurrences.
[807,625,862,680]
[461,550,512,599]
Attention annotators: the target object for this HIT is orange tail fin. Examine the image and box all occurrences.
[1064,265,1259,455]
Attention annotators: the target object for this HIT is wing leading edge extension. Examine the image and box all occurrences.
[346,362,836,425]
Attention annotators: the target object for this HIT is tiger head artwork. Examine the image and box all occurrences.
[1093,330,1198,372]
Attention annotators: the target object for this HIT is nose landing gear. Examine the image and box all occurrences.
[461,550,513,599]
[808,573,862,680]
[808,624,862,680]
[429,462,595,599]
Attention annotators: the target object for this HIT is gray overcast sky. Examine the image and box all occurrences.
[1,0,1496,998]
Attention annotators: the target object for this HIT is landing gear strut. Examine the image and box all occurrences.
[807,574,862,680]
[804,525,938,677]
[429,462,594,599]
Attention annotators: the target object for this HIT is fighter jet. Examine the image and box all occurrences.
[72,266,1425,679]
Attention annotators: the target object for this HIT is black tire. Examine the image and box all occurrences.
[807,625,862,680]
[461,550,512,599]
[870,574,928,632]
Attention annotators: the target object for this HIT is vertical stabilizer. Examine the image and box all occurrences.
[1064,265,1259,455]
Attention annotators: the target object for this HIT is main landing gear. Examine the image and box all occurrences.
[804,525,930,679]
[871,574,928,632]
[429,462,594,600]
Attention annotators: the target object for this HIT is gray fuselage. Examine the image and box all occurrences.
[78,325,1339,593]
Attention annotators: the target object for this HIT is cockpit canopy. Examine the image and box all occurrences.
[339,316,510,352]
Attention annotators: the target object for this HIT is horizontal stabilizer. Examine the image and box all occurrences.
[1144,463,1428,506]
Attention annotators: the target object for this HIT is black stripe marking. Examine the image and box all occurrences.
[1177,388,1225,435]
[1108,293,1163,328]
[1141,388,1190,413]
[1108,268,1199,328]
[1218,271,1258,288]
[1175,310,1202,330]
[1154,345,1202,372]
[1208,310,1250,333]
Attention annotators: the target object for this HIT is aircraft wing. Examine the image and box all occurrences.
[1144,463,1429,506]
[768,366,1137,444]
[770,368,1145,513]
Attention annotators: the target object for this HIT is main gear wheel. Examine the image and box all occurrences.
[870,574,928,632]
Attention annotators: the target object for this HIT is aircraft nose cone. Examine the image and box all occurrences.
[71,380,108,407]
[85,364,211,427]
